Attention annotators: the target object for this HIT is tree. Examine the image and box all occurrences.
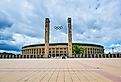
[72,45,85,57]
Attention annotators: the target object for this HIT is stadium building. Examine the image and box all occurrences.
[21,17,104,58]
[22,43,104,58]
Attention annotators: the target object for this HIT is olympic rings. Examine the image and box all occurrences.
[54,26,63,30]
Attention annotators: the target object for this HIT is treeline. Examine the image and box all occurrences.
[0,52,20,55]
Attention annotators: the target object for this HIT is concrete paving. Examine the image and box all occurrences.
[0,58,121,82]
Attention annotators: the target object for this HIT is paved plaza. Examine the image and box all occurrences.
[0,58,121,82]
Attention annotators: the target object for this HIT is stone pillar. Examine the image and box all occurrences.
[45,18,50,58]
[68,17,72,57]
[63,48,64,56]
[36,48,37,55]
[55,48,56,57]
[41,48,42,56]
[59,48,60,57]
[30,49,31,55]
[38,48,39,56]
[32,49,33,55]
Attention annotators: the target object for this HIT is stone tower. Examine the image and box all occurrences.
[45,18,50,58]
[68,17,72,57]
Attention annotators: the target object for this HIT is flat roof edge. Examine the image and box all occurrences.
[22,43,104,49]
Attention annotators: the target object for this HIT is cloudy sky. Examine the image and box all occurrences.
[0,0,121,54]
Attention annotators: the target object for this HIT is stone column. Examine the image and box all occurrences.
[28,49,31,55]
[41,48,42,56]
[50,48,52,58]
[32,49,33,55]
[38,48,39,56]
[36,48,37,55]
[45,18,50,58]
[68,17,72,57]
[30,49,31,55]
[55,48,56,57]
[63,48,64,56]
[59,48,60,57]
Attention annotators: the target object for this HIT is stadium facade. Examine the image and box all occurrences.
[22,43,104,58]
[21,17,104,58]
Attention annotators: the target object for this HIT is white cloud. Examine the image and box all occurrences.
[105,43,121,53]
[50,30,67,43]
[11,33,44,46]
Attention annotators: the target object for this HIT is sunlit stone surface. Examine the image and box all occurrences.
[0,58,121,82]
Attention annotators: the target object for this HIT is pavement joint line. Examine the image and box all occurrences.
[0,59,121,82]
[78,61,121,82]
[48,68,56,82]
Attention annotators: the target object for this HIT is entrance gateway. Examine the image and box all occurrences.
[44,17,72,58]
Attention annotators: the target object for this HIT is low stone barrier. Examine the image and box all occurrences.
[0,54,121,59]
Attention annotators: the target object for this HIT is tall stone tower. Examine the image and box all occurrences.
[45,18,50,58]
[68,17,72,57]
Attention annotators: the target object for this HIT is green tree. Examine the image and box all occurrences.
[72,45,85,57]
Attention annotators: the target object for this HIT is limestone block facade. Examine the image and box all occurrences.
[22,43,104,58]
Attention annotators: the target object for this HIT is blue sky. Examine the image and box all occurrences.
[0,0,121,54]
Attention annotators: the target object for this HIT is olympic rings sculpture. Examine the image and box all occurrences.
[54,26,63,30]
